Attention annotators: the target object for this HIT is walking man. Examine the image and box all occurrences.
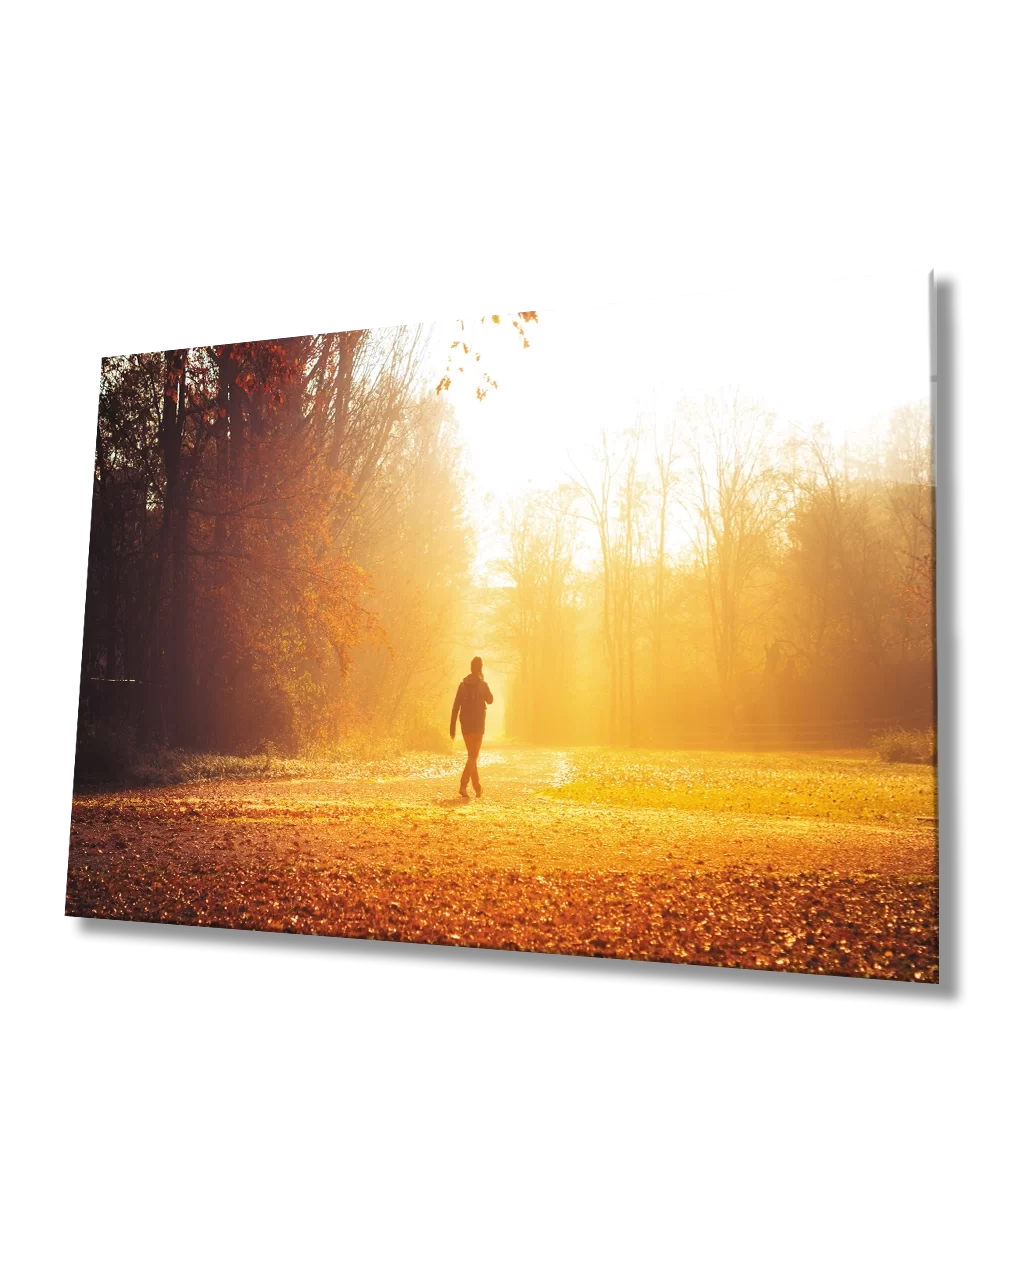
[449,656,494,798]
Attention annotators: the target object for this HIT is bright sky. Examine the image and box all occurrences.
[426,271,932,576]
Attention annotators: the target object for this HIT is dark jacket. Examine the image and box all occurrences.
[450,673,493,736]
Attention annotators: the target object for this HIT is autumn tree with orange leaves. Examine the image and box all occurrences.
[79,324,473,761]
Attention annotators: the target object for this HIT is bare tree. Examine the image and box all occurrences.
[684,394,785,729]
[650,416,682,695]
[571,432,620,740]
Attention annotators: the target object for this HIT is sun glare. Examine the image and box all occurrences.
[435,273,930,581]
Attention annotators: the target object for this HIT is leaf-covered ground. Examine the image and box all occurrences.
[66,746,939,982]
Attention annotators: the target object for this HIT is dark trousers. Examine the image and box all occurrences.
[461,732,483,793]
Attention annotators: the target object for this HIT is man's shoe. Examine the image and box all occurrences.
[459,789,470,798]
[473,787,483,797]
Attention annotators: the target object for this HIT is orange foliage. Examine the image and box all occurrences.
[435,310,538,397]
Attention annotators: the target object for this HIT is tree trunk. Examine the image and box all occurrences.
[158,349,192,747]
[228,363,246,544]
[601,541,616,743]
[653,489,668,698]
[328,330,364,469]
[213,349,233,558]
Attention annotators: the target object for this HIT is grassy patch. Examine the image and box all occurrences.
[542,748,936,824]
[872,728,936,765]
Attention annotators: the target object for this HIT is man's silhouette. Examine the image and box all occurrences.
[449,656,494,797]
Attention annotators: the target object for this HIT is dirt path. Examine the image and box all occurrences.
[66,746,939,981]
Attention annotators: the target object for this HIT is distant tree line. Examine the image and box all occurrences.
[492,396,935,748]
